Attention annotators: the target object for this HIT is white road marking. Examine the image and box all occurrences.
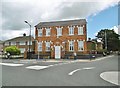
[26,65,49,70]
[68,69,82,76]
[68,67,95,76]
[0,63,24,66]
[25,61,76,70]
[100,71,119,86]
[83,67,95,70]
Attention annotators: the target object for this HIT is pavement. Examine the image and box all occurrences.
[1,55,119,86]
[2,55,114,64]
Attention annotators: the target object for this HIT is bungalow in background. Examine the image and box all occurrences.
[0,40,3,55]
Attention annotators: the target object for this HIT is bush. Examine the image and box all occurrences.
[5,46,21,55]
[96,49,107,54]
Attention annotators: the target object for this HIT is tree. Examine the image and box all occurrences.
[5,46,21,55]
[96,29,120,51]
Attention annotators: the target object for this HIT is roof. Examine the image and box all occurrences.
[4,36,34,42]
[35,19,86,28]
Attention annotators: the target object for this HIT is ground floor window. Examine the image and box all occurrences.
[78,40,84,51]
[20,48,25,53]
[69,40,74,51]
[46,42,50,51]
[38,42,42,51]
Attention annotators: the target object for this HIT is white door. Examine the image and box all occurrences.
[55,46,61,59]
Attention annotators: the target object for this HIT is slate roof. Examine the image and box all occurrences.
[4,36,34,42]
[35,19,86,28]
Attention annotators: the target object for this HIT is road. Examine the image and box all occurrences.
[1,55,119,86]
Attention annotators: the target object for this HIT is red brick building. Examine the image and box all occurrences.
[35,19,87,59]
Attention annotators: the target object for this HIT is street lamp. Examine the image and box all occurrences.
[36,40,39,60]
[105,30,107,50]
[24,20,31,59]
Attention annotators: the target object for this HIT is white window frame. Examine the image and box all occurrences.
[19,41,26,45]
[46,42,50,51]
[57,27,62,36]
[11,42,16,45]
[78,40,84,51]
[46,28,51,36]
[38,28,43,36]
[38,42,42,51]
[69,40,74,51]
[69,26,74,35]
[78,26,84,35]
[26,41,32,45]
[20,48,25,53]
[5,42,9,46]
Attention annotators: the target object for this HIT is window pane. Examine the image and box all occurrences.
[69,41,74,51]
[20,48,25,53]
[46,28,50,36]
[11,42,16,45]
[46,42,50,51]
[38,29,42,36]
[78,41,84,51]
[20,41,25,45]
[69,26,74,35]
[78,27,83,35]
[38,42,42,51]
[57,28,62,36]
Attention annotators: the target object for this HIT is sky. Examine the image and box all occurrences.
[0,0,119,41]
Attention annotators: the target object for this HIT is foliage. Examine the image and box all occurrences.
[96,29,120,51]
[5,46,21,55]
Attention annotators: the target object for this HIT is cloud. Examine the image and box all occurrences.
[111,26,118,34]
[1,0,119,40]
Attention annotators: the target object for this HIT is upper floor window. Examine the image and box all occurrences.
[38,42,42,51]
[19,41,26,45]
[78,26,84,35]
[78,40,84,51]
[11,42,16,45]
[57,27,62,36]
[69,26,74,35]
[38,28,43,36]
[5,42,9,46]
[46,28,51,36]
[69,40,74,51]
[46,42,50,51]
[28,41,32,45]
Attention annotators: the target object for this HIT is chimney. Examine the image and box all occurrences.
[23,33,26,36]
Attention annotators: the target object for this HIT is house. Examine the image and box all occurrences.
[87,39,103,54]
[0,40,3,55]
[3,34,35,59]
[34,19,87,59]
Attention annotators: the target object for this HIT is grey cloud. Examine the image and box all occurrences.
[1,0,118,40]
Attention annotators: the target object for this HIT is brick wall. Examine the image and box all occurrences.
[35,24,87,59]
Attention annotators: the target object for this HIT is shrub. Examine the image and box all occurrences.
[5,46,21,55]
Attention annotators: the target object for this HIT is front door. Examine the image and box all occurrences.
[55,46,61,59]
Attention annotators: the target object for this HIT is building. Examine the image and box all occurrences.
[35,19,87,59]
[0,40,3,55]
[3,34,35,59]
[87,39,103,53]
